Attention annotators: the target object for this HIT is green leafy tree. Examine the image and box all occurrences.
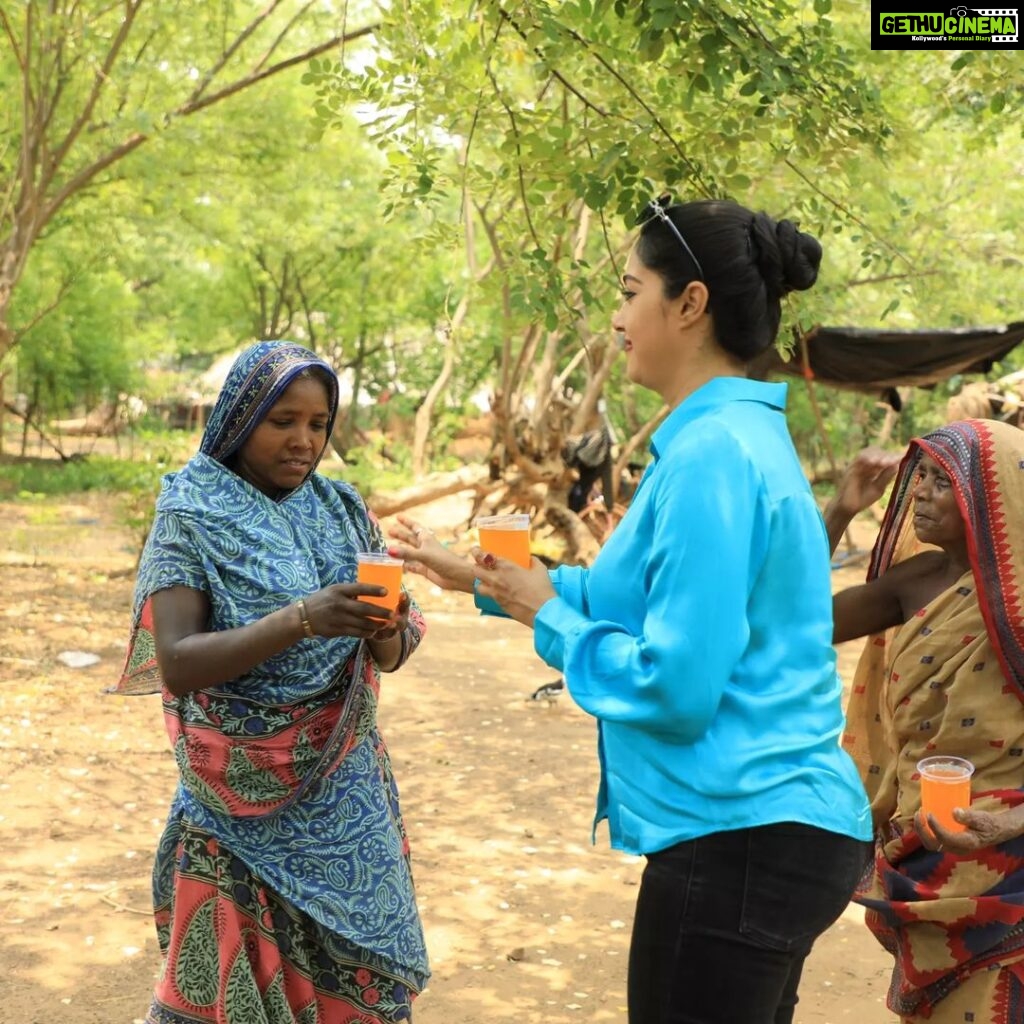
[0,0,378,365]
[304,0,894,552]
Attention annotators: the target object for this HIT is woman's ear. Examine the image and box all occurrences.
[676,280,710,327]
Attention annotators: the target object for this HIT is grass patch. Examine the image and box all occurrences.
[0,455,169,500]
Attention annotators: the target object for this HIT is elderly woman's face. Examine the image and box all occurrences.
[911,455,965,547]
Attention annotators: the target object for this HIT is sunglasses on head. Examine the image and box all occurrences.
[636,194,705,283]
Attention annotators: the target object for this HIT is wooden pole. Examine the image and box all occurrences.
[795,324,854,556]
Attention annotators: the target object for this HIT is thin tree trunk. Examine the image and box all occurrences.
[612,406,668,500]
[412,314,460,478]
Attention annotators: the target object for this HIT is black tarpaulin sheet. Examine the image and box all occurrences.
[752,321,1024,392]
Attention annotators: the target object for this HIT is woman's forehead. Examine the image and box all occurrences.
[917,453,948,475]
[273,375,330,408]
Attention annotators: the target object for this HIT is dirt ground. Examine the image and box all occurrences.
[0,490,897,1024]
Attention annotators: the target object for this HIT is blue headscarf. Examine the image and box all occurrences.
[201,340,340,471]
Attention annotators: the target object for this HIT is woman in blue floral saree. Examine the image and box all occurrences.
[112,341,429,1024]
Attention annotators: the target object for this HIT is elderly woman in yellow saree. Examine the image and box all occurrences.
[826,418,1024,1023]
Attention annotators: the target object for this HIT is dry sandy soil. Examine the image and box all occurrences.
[0,490,897,1024]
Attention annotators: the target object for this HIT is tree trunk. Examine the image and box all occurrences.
[874,387,911,446]
[542,500,601,566]
[412,320,459,479]
[612,406,668,500]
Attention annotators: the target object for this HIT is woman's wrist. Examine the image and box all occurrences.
[823,497,857,555]
[368,630,403,671]
[1002,804,1024,842]
[433,548,477,592]
[294,597,316,640]
[824,495,856,524]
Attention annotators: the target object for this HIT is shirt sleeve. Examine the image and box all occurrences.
[533,430,768,742]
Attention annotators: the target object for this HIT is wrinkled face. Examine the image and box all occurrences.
[911,454,965,548]
[233,375,330,497]
[610,248,679,393]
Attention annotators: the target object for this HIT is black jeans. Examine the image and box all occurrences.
[628,822,871,1024]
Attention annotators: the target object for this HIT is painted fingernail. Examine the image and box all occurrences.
[482,553,497,570]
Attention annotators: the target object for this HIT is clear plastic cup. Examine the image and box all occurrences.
[918,755,974,833]
[356,552,403,614]
[476,513,531,568]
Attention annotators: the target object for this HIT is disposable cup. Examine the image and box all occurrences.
[476,513,531,568]
[918,755,974,834]
[356,552,403,615]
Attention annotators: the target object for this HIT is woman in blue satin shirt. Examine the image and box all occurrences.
[391,197,871,1024]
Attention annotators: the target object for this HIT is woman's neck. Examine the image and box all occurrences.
[662,350,748,410]
[941,542,972,582]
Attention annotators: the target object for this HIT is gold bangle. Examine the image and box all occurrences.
[296,598,315,639]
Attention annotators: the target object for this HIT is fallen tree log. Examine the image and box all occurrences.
[366,465,494,518]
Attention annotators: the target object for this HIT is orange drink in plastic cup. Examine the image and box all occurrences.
[356,553,403,615]
[476,513,531,569]
[918,756,974,834]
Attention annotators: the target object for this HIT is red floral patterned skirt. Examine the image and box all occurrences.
[146,822,418,1024]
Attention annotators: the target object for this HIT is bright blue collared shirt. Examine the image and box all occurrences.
[533,377,871,854]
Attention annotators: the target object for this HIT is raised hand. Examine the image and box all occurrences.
[834,448,902,517]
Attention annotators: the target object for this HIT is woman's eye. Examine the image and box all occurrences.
[620,288,635,300]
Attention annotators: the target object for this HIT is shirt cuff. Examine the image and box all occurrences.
[473,578,509,618]
[533,596,590,674]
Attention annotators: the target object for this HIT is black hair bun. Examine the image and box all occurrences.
[749,212,822,299]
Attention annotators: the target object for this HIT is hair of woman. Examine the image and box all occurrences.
[635,198,822,361]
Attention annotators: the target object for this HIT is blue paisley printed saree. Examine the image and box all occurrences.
[113,342,429,1023]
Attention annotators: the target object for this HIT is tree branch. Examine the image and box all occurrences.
[0,6,25,72]
[177,23,378,118]
[496,7,711,195]
[783,157,914,270]
[486,67,541,253]
[43,0,143,194]
[8,271,79,339]
[495,8,610,118]
[188,0,286,105]
[845,270,941,287]
[254,1,316,75]
[34,20,378,239]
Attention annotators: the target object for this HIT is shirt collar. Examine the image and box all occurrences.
[650,377,788,459]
